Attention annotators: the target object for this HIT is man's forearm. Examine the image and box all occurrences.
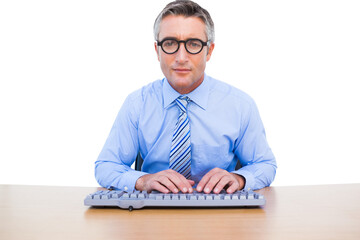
[233,162,277,190]
[95,160,147,191]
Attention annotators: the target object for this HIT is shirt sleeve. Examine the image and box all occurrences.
[232,98,277,190]
[95,93,148,191]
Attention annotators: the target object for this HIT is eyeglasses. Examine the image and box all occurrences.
[157,38,209,54]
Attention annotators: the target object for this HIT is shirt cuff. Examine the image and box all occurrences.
[118,170,148,192]
[231,169,255,191]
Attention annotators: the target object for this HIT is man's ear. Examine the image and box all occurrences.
[206,42,215,62]
[154,42,160,61]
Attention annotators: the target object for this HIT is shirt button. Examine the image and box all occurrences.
[124,186,128,191]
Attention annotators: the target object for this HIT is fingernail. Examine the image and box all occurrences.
[197,186,201,191]
[214,188,219,193]
[182,187,187,192]
[189,188,193,193]
[205,187,209,193]
[173,188,178,193]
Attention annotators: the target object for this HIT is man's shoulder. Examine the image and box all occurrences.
[207,76,255,106]
[120,79,164,119]
[126,79,164,103]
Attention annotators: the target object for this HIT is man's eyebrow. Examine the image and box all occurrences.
[160,36,178,40]
[159,36,205,41]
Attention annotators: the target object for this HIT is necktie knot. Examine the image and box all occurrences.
[176,96,190,113]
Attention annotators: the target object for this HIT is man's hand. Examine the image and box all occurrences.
[135,169,195,194]
[196,168,245,194]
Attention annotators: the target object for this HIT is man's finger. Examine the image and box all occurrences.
[155,174,181,193]
[225,181,239,194]
[202,172,223,193]
[166,171,192,193]
[196,171,214,192]
[212,175,232,193]
[150,181,170,194]
[187,180,195,185]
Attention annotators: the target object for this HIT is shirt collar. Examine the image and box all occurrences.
[163,74,210,110]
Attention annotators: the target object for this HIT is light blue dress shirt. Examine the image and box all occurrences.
[95,75,277,191]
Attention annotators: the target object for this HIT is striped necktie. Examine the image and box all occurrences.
[169,96,191,179]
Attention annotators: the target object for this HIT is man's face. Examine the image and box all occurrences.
[155,15,215,94]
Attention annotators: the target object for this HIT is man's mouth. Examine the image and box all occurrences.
[173,68,191,73]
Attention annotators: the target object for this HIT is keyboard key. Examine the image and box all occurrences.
[232,195,239,200]
[179,194,187,200]
[111,193,119,198]
[101,194,110,199]
[215,195,223,200]
[190,195,197,200]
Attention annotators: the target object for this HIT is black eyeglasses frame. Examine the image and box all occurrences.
[157,38,209,55]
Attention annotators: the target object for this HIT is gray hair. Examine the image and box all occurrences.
[153,0,215,43]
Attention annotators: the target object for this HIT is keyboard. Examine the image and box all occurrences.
[84,189,266,210]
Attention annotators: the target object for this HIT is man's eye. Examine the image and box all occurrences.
[190,42,200,47]
[164,40,177,47]
[188,41,201,47]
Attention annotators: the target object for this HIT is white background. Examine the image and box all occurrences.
[1,0,359,187]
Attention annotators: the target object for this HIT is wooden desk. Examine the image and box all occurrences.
[0,184,359,240]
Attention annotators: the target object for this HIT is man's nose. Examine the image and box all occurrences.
[175,42,189,62]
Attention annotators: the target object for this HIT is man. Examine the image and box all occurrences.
[95,0,277,194]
